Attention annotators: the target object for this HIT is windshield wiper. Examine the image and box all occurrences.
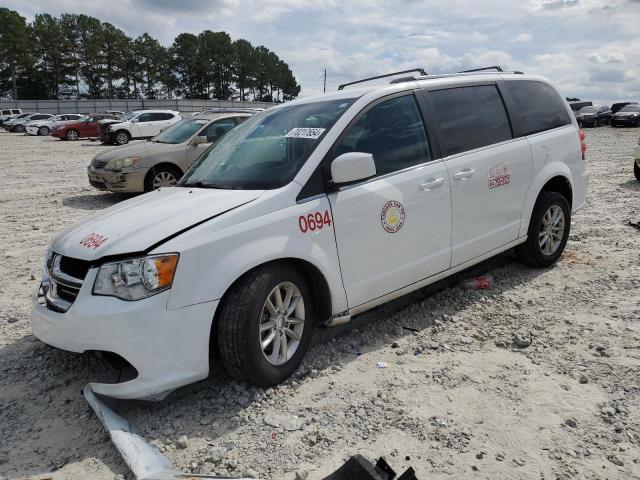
[180,181,240,189]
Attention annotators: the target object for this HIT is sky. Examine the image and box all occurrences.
[3,0,640,103]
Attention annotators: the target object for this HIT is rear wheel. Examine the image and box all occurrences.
[634,162,640,181]
[143,165,182,191]
[38,126,49,136]
[216,264,314,386]
[518,191,571,267]
[65,129,79,141]
[114,130,130,145]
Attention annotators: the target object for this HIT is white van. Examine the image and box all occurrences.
[0,108,23,123]
[32,69,588,400]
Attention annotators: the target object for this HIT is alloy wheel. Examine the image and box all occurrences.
[115,132,128,145]
[538,205,565,256]
[152,171,178,189]
[39,126,49,136]
[259,282,305,366]
[67,130,78,140]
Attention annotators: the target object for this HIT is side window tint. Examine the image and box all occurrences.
[334,95,429,176]
[202,118,236,142]
[505,80,571,136]
[137,113,152,122]
[430,85,512,157]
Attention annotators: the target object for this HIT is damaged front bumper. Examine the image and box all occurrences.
[84,385,259,480]
[87,166,146,192]
[31,271,218,400]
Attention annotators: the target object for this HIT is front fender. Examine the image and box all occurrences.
[162,194,347,315]
[519,162,573,237]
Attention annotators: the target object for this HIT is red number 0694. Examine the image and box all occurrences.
[299,210,332,233]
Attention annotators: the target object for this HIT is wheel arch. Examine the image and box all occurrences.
[519,164,574,238]
[144,162,185,189]
[213,257,332,328]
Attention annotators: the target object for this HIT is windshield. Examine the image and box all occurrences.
[180,98,355,190]
[578,106,598,113]
[152,118,209,144]
[619,105,640,112]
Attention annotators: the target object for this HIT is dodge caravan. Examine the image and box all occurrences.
[32,69,588,400]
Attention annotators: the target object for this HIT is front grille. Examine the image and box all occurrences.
[59,255,91,280]
[43,254,90,313]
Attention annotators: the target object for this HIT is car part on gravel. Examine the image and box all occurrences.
[84,385,259,480]
[321,455,417,480]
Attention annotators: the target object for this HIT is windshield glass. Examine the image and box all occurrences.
[619,105,640,112]
[578,106,598,113]
[180,98,355,190]
[152,118,209,144]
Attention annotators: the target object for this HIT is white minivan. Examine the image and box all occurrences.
[32,70,588,400]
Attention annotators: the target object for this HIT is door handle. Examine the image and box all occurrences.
[453,169,475,180]
[419,177,445,191]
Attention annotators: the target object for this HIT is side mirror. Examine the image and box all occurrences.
[330,152,376,185]
[191,135,207,147]
[159,126,168,133]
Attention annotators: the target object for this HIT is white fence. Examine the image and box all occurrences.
[0,98,274,114]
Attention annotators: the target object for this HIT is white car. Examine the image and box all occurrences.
[8,113,54,133]
[26,114,86,136]
[32,69,588,400]
[1,107,23,123]
[104,110,181,145]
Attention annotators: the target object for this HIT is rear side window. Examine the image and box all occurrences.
[151,113,175,121]
[333,94,430,177]
[429,85,512,157]
[12,109,21,114]
[2,110,10,115]
[505,80,571,136]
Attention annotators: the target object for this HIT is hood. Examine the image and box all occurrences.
[98,118,122,126]
[93,140,177,163]
[614,111,639,117]
[52,187,264,261]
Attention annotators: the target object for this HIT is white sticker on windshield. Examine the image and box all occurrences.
[285,127,326,139]
[194,120,209,124]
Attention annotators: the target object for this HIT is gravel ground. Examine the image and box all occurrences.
[0,128,639,480]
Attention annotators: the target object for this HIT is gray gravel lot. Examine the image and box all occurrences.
[0,128,639,480]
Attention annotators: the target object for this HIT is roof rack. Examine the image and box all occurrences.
[458,65,503,73]
[337,68,428,90]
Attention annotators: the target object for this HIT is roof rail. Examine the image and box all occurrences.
[458,65,503,73]
[337,68,428,90]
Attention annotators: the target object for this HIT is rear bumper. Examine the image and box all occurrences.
[572,168,589,213]
[31,268,218,400]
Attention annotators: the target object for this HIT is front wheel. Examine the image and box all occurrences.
[114,130,130,145]
[634,162,640,181]
[38,126,49,136]
[216,264,314,386]
[144,165,181,191]
[65,129,79,141]
[15,125,25,133]
[518,191,571,267]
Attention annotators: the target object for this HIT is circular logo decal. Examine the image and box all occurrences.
[381,200,405,233]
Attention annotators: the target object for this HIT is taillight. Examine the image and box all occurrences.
[579,130,586,160]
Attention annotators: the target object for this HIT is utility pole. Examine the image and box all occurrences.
[323,69,326,93]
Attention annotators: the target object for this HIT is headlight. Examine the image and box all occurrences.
[93,254,179,300]
[106,157,140,170]
[42,247,53,285]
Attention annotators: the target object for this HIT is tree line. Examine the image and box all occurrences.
[0,8,301,102]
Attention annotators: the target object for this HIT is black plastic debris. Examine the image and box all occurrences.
[322,455,417,480]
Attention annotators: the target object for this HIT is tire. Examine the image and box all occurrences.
[518,191,571,268]
[114,130,130,145]
[38,126,49,136]
[634,162,640,181]
[65,129,79,141]
[143,165,182,191]
[15,125,25,133]
[216,263,314,386]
